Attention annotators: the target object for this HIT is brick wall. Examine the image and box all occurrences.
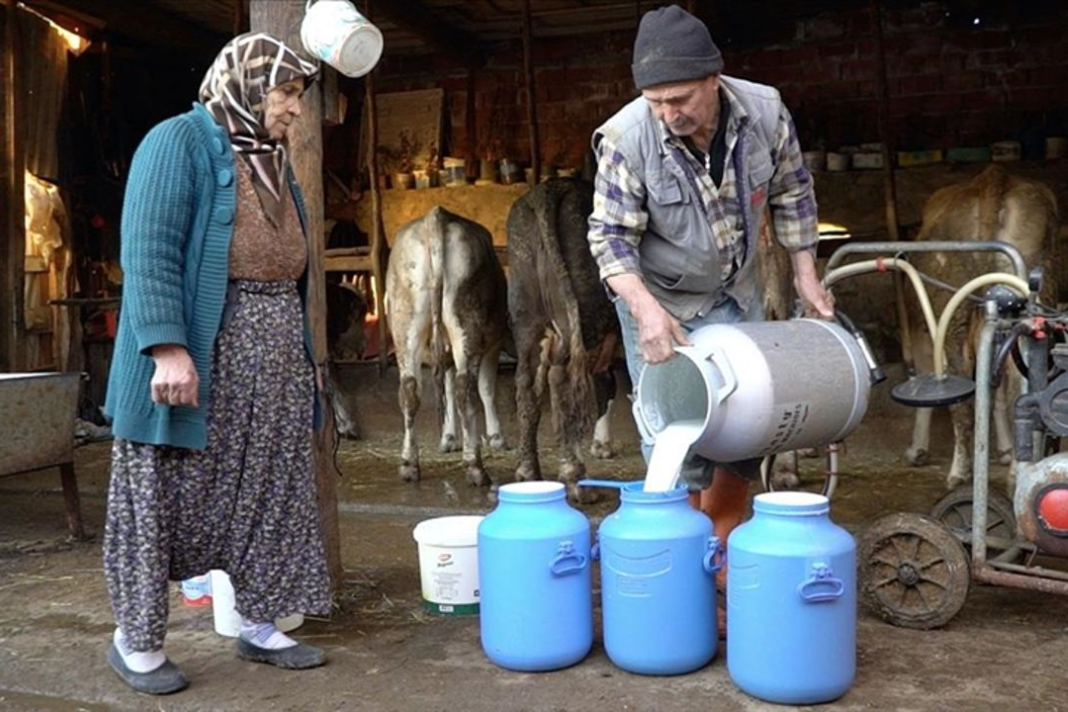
[367,2,1068,173]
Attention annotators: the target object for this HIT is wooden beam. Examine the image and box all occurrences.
[871,0,899,241]
[1,0,26,372]
[251,0,343,594]
[363,0,389,376]
[522,0,540,183]
[24,0,225,53]
[369,0,482,65]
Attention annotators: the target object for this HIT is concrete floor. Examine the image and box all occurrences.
[2,363,1068,712]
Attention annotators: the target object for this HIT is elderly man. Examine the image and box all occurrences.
[587,4,834,615]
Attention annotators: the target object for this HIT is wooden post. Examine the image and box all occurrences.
[871,0,899,242]
[233,0,246,35]
[363,1,388,376]
[250,0,343,593]
[521,0,540,184]
[1,0,26,373]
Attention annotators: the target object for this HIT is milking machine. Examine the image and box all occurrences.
[820,241,1068,629]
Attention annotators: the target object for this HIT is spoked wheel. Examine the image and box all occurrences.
[859,513,971,629]
[760,450,837,499]
[930,485,1020,561]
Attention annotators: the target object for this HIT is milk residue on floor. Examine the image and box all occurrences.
[643,420,704,492]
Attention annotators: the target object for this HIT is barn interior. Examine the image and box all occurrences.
[2,0,1068,709]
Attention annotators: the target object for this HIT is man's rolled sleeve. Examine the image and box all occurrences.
[767,104,819,255]
[588,136,648,281]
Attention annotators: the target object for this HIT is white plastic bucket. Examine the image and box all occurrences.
[209,570,305,637]
[301,0,383,78]
[412,515,483,615]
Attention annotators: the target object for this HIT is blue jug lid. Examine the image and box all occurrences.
[752,492,829,516]
[498,481,566,503]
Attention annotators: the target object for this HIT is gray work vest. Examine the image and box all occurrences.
[592,76,784,321]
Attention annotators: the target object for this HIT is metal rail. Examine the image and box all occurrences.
[824,241,1028,280]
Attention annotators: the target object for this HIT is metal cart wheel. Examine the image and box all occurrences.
[930,485,1020,560]
[859,513,971,629]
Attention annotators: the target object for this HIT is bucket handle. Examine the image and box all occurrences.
[702,536,725,575]
[550,541,588,577]
[797,565,845,602]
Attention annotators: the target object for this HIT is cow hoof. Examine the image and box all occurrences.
[514,461,541,482]
[771,470,801,490]
[399,462,420,483]
[997,449,1013,466]
[559,461,586,487]
[439,434,459,453]
[904,447,929,467]
[589,439,614,460]
[567,481,601,505]
[466,464,490,488]
[485,433,508,451]
[946,472,969,490]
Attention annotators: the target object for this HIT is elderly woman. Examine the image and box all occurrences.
[102,33,331,694]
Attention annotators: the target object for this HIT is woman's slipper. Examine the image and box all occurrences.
[106,644,188,695]
[236,638,326,670]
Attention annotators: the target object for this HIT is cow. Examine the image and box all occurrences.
[507,179,619,501]
[385,206,509,486]
[903,165,1059,489]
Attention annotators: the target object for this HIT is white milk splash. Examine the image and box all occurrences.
[643,419,705,492]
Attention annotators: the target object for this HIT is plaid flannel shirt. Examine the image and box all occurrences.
[589,84,818,286]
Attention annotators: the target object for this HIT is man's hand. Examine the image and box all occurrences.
[150,344,199,407]
[607,273,690,364]
[790,249,835,320]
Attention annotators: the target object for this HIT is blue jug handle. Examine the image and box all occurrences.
[702,536,725,575]
[797,565,845,602]
[550,541,589,577]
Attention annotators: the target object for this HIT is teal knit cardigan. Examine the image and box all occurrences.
[104,102,319,449]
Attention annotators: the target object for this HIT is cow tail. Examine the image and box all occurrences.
[978,164,1009,244]
[428,208,448,420]
[536,191,596,438]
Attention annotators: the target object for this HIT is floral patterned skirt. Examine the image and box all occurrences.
[103,279,331,651]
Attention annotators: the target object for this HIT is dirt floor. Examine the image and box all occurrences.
[2,362,1068,712]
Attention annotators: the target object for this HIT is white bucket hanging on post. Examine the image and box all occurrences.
[301,0,384,78]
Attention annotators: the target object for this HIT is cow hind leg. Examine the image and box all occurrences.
[398,374,421,482]
[993,377,1014,466]
[514,330,546,482]
[455,359,489,487]
[439,366,460,453]
[479,345,506,451]
[589,368,615,460]
[548,360,597,503]
[905,328,935,467]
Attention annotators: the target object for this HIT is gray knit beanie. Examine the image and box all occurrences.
[632,5,723,90]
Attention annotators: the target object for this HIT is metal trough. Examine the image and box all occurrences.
[0,372,87,538]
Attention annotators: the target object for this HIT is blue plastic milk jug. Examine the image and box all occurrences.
[478,481,593,671]
[593,481,722,675]
[728,492,856,704]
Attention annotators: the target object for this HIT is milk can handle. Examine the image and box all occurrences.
[704,344,738,405]
[675,344,738,406]
[632,398,656,446]
[797,565,845,602]
[550,542,588,577]
[702,536,725,575]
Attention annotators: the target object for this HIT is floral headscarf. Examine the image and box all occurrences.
[199,32,319,226]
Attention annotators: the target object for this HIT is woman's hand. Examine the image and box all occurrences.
[150,344,200,407]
